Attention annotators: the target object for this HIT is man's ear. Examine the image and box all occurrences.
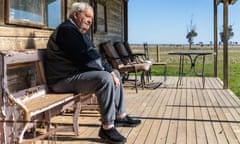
[72,11,79,19]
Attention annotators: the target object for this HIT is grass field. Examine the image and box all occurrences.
[131,44,240,97]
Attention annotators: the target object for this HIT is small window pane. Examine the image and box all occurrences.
[9,0,43,24]
[94,2,107,33]
[96,3,105,32]
[46,0,62,28]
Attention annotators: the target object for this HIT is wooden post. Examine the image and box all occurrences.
[156,45,159,62]
[214,0,218,77]
[223,0,229,89]
[123,0,128,42]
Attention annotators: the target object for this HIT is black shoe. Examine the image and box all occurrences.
[115,115,141,127]
[98,127,126,144]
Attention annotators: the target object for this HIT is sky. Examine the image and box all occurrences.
[128,0,240,45]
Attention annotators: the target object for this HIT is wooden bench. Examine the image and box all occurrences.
[0,49,98,143]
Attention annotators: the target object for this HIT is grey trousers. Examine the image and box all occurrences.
[50,69,126,125]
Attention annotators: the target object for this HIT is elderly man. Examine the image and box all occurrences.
[45,2,140,144]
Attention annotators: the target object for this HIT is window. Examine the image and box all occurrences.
[94,1,107,33]
[46,0,62,28]
[6,0,63,28]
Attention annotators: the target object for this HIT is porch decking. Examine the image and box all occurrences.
[38,76,240,144]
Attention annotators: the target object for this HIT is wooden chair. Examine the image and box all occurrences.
[114,42,152,65]
[143,43,167,82]
[124,42,167,82]
[100,41,151,93]
[123,41,148,62]
[114,42,152,82]
[118,42,167,81]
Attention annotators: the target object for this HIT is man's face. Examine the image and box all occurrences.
[74,8,94,33]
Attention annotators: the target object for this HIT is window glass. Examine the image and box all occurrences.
[9,0,43,24]
[94,2,107,33]
[46,0,62,28]
[96,3,106,32]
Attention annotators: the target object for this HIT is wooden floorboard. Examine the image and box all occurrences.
[32,76,240,144]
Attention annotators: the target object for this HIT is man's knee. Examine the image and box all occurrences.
[98,71,114,85]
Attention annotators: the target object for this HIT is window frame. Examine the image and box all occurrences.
[45,0,65,29]
[94,0,107,33]
[5,0,64,29]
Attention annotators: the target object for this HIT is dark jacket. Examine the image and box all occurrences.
[45,19,113,85]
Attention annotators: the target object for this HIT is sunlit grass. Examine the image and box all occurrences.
[131,45,240,98]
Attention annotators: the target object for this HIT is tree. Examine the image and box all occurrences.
[229,0,238,4]
[219,25,234,43]
[186,19,198,50]
[217,0,237,43]
[217,0,238,5]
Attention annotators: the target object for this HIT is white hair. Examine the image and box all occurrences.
[68,2,93,18]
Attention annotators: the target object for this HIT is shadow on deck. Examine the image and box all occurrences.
[34,76,240,144]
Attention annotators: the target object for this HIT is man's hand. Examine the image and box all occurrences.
[111,72,120,88]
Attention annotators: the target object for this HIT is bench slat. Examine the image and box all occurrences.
[23,93,74,116]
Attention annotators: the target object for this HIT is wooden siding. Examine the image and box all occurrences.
[0,0,125,50]
[93,0,125,47]
[0,27,52,50]
[0,0,4,25]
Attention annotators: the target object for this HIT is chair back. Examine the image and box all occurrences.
[123,41,134,60]
[114,42,132,65]
[100,42,123,69]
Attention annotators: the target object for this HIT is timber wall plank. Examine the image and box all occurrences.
[0,0,3,25]
[0,0,125,50]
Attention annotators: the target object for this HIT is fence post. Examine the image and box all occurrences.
[156,45,159,62]
[143,43,149,59]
